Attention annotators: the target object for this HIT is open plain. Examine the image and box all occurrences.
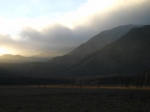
[0,86,150,112]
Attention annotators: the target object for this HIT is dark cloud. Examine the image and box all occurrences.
[19,24,79,53]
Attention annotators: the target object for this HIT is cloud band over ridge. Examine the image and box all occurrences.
[0,0,150,56]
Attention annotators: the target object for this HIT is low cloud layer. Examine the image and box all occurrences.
[0,0,150,56]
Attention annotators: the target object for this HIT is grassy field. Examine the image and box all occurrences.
[0,86,150,112]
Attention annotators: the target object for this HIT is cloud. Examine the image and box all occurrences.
[19,24,78,51]
[0,0,150,56]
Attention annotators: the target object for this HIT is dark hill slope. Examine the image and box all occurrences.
[66,25,150,76]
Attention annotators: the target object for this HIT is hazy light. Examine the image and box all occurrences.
[0,48,14,56]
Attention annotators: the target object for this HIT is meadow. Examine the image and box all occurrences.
[0,85,150,112]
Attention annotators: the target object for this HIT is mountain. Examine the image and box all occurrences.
[66,25,150,76]
[0,54,50,63]
[48,25,141,66]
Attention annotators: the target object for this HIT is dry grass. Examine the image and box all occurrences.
[0,85,150,112]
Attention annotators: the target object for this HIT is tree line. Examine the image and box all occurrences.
[0,70,150,88]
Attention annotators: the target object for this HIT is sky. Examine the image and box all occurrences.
[0,0,150,56]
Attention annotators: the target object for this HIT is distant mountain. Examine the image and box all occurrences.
[0,54,50,63]
[66,25,150,76]
[32,51,63,58]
